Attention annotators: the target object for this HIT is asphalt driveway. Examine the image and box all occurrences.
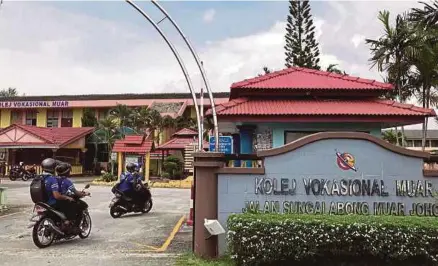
[0,180,191,266]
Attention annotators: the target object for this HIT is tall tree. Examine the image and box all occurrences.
[81,108,98,127]
[365,10,415,147]
[0,87,18,97]
[284,0,320,69]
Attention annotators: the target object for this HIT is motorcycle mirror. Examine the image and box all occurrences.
[84,184,91,189]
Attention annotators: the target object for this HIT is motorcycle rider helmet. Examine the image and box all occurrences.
[126,162,136,173]
[41,158,57,174]
[56,163,71,176]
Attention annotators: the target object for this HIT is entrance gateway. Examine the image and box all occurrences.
[192,132,438,258]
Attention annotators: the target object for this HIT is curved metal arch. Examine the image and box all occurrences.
[150,0,220,152]
[125,0,203,150]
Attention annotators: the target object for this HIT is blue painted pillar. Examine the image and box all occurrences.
[237,125,256,167]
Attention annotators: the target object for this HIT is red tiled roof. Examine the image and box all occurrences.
[211,98,436,117]
[157,137,208,150]
[1,124,95,147]
[123,135,144,144]
[112,135,153,154]
[230,67,394,93]
[172,128,198,137]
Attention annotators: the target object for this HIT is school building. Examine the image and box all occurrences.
[0,92,229,175]
[207,67,436,167]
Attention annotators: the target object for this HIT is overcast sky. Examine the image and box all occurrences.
[0,0,435,129]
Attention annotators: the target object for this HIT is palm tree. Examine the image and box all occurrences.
[109,104,134,132]
[365,10,416,147]
[410,0,438,28]
[403,25,438,150]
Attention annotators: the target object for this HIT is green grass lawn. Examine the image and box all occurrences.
[175,254,234,266]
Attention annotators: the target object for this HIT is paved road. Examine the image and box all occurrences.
[0,180,191,266]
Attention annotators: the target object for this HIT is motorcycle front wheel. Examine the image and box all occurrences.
[141,199,153,214]
[21,174,29,181]
[32,217,55,248]
[110,205,123,218]
[8,173,17,181]
[79,211,92,239]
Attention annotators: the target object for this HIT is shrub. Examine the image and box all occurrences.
[162,155,183,180]
[101,172,117,182]
[227,213,438,266]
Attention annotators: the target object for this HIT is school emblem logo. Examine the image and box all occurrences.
[335,150,357,172]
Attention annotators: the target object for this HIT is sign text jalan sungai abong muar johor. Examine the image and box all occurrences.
[0,101,69,108]
[242,177,438,216]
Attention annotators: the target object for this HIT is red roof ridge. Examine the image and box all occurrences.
[230,66,394,90]
[375,100,435,115]
[208,97,249,115]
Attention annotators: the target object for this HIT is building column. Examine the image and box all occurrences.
[117,152,123,181]
[144,152,151,181]
[193,152,225,259]
[237,125,256,167]
[36,109,47,127]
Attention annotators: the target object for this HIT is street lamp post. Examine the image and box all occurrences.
[150,0,220,152]
[125,0,203,150]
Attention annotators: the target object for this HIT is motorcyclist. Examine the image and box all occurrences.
[117,163,140,203]
[40,158,71,207]
[132,164,147,205]
[56,163,90,228]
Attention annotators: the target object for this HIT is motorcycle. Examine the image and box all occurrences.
[8,165,22,181]
[109,180,153,218]
[28,184,92,248]
[21,165,37,181]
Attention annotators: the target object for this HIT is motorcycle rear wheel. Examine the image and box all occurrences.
[8,174,17,181]
[32,217,55,248]
[110,205,123,218]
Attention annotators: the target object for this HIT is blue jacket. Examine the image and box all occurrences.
[118,172,136,192]
[43,174,59,206]
[59,177,76,196]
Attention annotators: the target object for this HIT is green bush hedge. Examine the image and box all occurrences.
[227,213,438,266]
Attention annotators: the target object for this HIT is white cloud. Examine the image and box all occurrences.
[0,1,435,129]
[351,34,365,48]
[202,8,216,23]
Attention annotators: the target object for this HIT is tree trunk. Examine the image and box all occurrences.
[421,84,430,151]
[395,127,400,146]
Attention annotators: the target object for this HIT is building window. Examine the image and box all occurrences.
[413,140,423,147]
[47,110,59,128]
[10,110,23,125]
[61,109,73,127]
[25,111,37,126]
[431,140,438,148]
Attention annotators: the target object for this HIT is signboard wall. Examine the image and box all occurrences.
[216,137,438,254]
